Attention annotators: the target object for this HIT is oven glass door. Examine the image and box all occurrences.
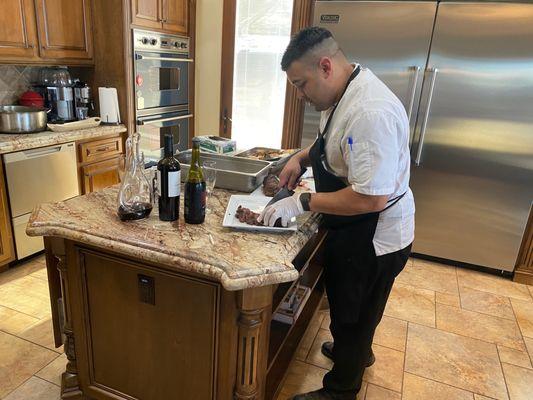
[135,51,190,111]
[137,111,192,164]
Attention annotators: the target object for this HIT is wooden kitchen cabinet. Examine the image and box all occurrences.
[0,163,15,270]
[34,0,93,61]
[77,134,124,194]
[162,0,188,34]
[0,0,40,60]
[131,0,162,29]
[0,0,93,64]
[131,0,189,35]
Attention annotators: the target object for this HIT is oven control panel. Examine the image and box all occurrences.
[133,29,189,54]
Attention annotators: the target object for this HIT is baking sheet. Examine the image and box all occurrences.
[222,195,297,232]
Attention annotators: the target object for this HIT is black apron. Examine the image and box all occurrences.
[309,65,405,323]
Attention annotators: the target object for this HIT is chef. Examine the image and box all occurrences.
[259,27,415,400]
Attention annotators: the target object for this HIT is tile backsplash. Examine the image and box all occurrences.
[0,65,41,105]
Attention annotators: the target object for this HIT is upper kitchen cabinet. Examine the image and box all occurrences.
[34,0,94,61]
[131,0,189,35]
[162,0,188,34]
[0,0,40,61]
[131,0,162,30]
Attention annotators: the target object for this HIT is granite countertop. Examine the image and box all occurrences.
[26,185,321,291]
[0,125,127,155]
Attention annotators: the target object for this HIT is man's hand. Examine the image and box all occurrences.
[279,155,305,191]
[258,193,305,227]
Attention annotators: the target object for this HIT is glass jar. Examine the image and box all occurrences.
[117,132,153,221]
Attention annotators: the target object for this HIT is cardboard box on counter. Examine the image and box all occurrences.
[196,135,236,154]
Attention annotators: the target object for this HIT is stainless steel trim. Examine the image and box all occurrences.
[407,66,421,123]
[414,68,438,166]
[136,104,189,118]
[135,54,193,63]
[137,114,193,125]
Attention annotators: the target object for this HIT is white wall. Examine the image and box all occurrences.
[194,0,224,136]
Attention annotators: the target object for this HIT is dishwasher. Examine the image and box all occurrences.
[4,142,80,259]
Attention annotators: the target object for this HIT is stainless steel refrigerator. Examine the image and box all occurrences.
[304,1,533,272]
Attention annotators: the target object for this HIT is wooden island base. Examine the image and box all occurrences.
[44,231,326,400]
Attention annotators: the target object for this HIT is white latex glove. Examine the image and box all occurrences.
[258,193,305,227]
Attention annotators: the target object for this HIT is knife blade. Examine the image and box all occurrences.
[265,166,308,208]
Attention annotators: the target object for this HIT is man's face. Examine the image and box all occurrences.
[286,59,334,111]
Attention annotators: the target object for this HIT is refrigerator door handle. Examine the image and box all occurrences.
[407,66,421,123]
[414,68,438,166]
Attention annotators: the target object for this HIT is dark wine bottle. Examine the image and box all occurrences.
[184,138,206,224]
[157,134,181,221]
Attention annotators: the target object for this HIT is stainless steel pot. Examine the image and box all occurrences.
[0,105,48,134]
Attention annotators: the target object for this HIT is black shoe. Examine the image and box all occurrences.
[291,388,355,400]
[320,342,376,367]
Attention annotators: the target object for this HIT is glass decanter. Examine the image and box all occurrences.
[117,132,153,221]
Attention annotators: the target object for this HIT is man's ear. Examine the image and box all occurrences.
[318,57,333,78]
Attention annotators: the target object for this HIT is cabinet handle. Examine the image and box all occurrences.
[96,146,111,152]
[414,68,438,166]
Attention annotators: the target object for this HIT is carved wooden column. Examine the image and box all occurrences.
[235,287,272,400]
[55,244,83,399]
[514,205,533,285]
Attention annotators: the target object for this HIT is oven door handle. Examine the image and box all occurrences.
[135,54,193,63]
[137,114,193,125]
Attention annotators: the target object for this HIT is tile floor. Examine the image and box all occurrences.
[0,255,532,399]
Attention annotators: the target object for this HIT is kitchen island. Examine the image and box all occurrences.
[27,185,326,400]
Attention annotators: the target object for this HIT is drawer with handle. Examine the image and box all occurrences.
[79,136,123,164]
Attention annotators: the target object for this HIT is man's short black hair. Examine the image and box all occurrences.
[281,27,333,71]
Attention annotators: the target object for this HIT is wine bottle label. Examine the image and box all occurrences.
[168,171,181,197]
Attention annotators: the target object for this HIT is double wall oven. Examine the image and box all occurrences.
[133,29,192,164]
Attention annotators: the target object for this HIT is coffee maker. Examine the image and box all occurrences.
[38,67,76,123]
[73,80,94,120]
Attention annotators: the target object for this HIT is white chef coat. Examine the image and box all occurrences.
[319,66,415,256]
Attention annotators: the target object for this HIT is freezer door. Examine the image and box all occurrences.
[302,1,437,147]
[411,2,533,271]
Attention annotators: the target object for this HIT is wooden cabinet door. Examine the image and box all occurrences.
[81,157,121,194]
[34,0,93,61]
[131,0,162,29]
[0,0,39,60]
[0,163,15,267]
[162,0,188,35]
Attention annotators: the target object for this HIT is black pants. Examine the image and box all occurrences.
[322,244,412,394]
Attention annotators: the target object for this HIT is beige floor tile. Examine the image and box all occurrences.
[397,259,458,295]
[474,395,497,400]
[524,337,533,360]
[510,299,533,338]
[373,316,407,352]
[402,373,474,400]
[29,267,48,281]
[457,269,532,302]
[306,329,333,370]
[436,303,525,351]
[364,383,401,400]
[363,344,404,392]
[321,313,331,330]
[18,318,60,353]
[0,305,39,335]
[384,283,436,327]
[501,363,533,400]
[405,324,508,400]
[0,257,44,286]
[497,346,532,369]
[0,275,51,319]
[460,286,515,320]
[436,292,461,307]
[295,311,325,361]
[276,360,328,398]
[3,376,60,400]
[0,331,58,398]
[35,353,66,386]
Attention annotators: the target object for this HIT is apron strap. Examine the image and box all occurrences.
[382,191,407,212]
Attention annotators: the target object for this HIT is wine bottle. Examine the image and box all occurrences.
[157,134,181,221]
[184,138,206,224]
